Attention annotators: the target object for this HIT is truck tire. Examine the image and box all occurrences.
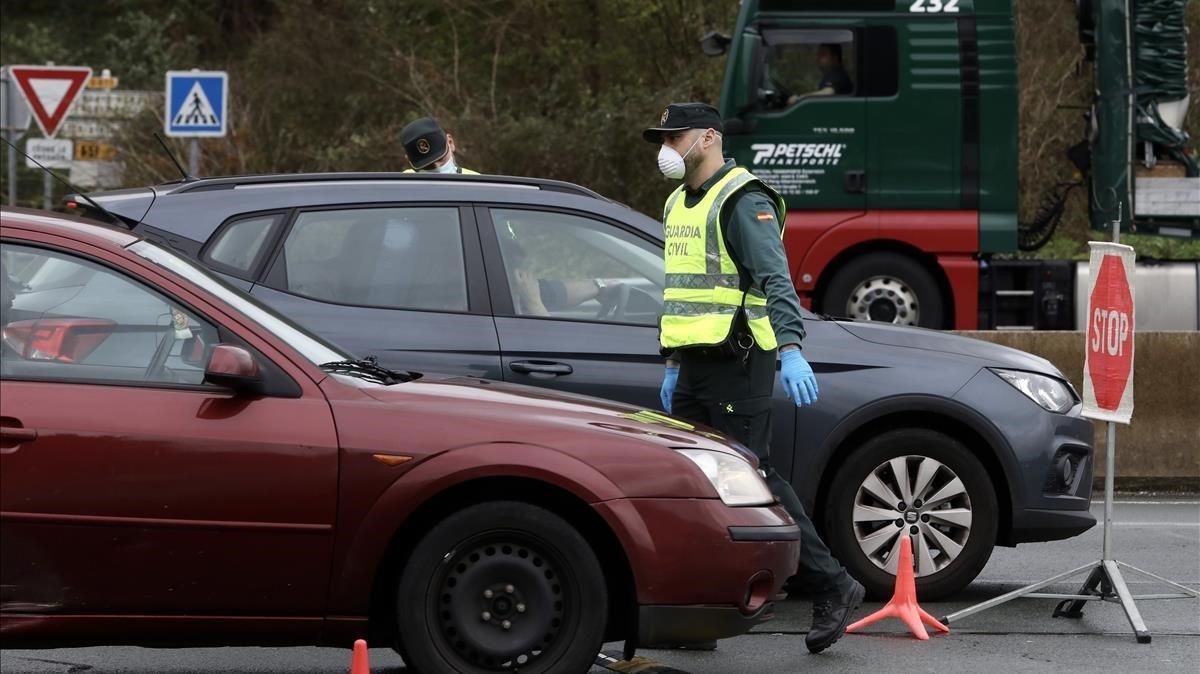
[823,429,997,600]
[821,252,945,328]
[396,501,607,673]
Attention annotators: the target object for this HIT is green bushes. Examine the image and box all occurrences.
[1,1,1196,257]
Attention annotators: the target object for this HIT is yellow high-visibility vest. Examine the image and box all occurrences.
[659,166,786,351]
[402,166,480,175]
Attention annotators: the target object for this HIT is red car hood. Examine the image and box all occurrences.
[356,373,755,463]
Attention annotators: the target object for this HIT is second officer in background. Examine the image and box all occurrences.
[400,116,479,174]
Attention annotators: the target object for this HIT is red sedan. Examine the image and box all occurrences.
[0,208,800,673]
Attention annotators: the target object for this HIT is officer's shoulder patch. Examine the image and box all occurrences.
[745,190,777,220]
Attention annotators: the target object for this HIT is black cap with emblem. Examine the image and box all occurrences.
[642,102,724,143]
[400,117,449,170]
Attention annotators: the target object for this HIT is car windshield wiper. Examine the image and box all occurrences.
[319,356,411,385]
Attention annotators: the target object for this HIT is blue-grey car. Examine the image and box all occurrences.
[70,173,1095,598]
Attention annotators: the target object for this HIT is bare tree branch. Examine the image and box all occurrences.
[451,12,461,99]
[490,13,513,120]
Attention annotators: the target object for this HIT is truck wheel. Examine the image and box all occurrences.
[396,501,607,673]
[823,429,997,600]
[821,252,945,327]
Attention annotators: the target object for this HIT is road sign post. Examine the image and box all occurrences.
[165,70,228,179]
[1,66,34,205]
[189,138,200,176]
[941,206,1198,642]
[3,130,13,205]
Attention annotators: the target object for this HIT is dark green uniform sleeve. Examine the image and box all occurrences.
[723,189,807,349]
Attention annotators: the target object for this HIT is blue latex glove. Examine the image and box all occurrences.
[660,365,680,413]
[780,348,818,407]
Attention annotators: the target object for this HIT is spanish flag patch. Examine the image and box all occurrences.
[756,211,775,221]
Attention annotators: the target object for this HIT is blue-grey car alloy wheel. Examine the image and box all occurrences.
[824,428,998,600]
[852,455,973,577]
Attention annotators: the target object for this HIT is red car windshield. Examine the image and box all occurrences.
[128,239,349,366]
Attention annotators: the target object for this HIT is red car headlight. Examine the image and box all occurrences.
[675,449,774,507]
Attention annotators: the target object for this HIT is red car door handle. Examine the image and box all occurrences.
[0,427,38,446]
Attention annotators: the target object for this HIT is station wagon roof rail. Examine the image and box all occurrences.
[161,172,610,200]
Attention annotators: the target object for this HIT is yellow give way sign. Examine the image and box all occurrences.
[75,140,117,161]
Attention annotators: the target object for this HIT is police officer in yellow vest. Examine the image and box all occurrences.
[400,117,480,174]
[645,103,864,654]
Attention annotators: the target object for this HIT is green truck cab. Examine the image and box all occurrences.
[707,0,1197,330]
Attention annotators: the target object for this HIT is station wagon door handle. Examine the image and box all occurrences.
[509,361,574,377]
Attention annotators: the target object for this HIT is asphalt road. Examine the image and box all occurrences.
[2,499,1197,673]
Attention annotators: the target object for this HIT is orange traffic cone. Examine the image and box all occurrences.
[844,535,949,640]
[349,638,370,673]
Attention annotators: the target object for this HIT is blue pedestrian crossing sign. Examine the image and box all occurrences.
[165,70,228,137]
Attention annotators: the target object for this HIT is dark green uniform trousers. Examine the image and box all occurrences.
[673,344,851,596]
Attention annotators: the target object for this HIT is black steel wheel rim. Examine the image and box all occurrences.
[430,531,572,671]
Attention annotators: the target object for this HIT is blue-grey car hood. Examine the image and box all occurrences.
[835,320,1061,375]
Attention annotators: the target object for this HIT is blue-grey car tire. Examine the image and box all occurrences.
[822,428,998,600]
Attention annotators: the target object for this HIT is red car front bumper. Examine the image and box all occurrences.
[594,498,801,644]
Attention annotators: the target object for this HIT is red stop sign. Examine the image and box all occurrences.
[1087,255,1134,410]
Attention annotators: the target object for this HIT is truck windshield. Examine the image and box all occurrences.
[128,239,349,366]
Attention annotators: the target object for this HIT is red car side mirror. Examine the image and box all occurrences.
[204,344,262,393]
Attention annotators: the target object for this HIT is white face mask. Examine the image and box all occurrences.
[657,133,703,180]
[431,157,458,174]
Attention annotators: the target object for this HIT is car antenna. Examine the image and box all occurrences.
[153,132,194,182]
[1,135,129,229]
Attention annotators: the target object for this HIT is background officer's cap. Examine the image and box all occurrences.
[642,103,724,143]
[400,117,449,170]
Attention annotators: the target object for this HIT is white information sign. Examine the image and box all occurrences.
[24,137,73,169]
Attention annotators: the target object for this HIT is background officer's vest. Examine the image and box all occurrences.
[402,167,480,174]
[660,166,787,351]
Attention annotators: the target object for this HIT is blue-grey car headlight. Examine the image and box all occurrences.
[990,368,1075,413]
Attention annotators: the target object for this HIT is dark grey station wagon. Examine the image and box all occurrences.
[69,173,1096,598]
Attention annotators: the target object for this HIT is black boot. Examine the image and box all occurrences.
[805,579,865,653]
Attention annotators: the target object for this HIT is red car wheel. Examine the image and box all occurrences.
[396,501,607,673]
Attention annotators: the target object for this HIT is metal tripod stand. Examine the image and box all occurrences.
[940,422,1199,643]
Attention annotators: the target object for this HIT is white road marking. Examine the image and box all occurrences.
[1105,501,1200,505]
[1110,522,1200,527]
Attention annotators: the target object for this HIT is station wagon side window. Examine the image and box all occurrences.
[275,207,469,313]
[489,208,664,326]
[1,243,219,386]
[202,212,284,279]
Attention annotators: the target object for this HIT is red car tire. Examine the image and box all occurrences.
[396,501,608,673]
